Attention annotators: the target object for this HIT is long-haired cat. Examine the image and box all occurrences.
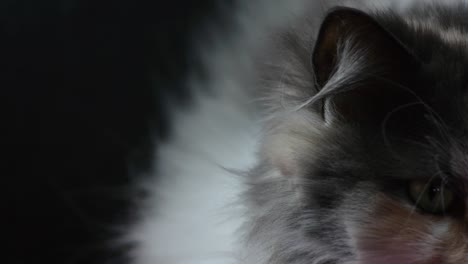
[128,1,468,264]
[243,1,468,264]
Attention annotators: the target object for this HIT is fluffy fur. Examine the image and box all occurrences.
[128,1,468,264]
[245,1,468,264]
[126,1,318,263]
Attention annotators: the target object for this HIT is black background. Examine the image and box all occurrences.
[1,0,234,263]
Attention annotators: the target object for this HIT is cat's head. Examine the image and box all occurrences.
[247,4,468,264]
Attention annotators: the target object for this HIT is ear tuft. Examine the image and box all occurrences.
[312,7,421,124]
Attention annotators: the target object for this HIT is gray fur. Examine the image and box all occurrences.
[243,2,468,264]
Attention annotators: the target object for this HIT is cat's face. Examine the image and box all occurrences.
[305,96,468,264]
[247,4,468,264]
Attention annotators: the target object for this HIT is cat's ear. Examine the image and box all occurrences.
[312,7,421,124]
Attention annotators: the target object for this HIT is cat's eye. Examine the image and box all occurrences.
[408,180,454,214]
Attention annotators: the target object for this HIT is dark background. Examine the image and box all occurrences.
[1,0,234,263]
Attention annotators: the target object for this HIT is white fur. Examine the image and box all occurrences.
[127,91,258,264]
[125,1,318,264]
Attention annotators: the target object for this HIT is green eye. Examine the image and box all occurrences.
[409,180,454,214]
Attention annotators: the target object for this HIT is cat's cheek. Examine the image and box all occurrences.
[261,112,325,178]
[356,242,443,264]
[358,254,442,264]
[348,194,447,264]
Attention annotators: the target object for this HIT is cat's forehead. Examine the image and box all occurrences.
[404,11,468,46]
[372,7,468,128]
[376,5,468,81]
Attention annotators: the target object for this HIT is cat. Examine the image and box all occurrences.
[127,1,468,264]
[242,1,468,264]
